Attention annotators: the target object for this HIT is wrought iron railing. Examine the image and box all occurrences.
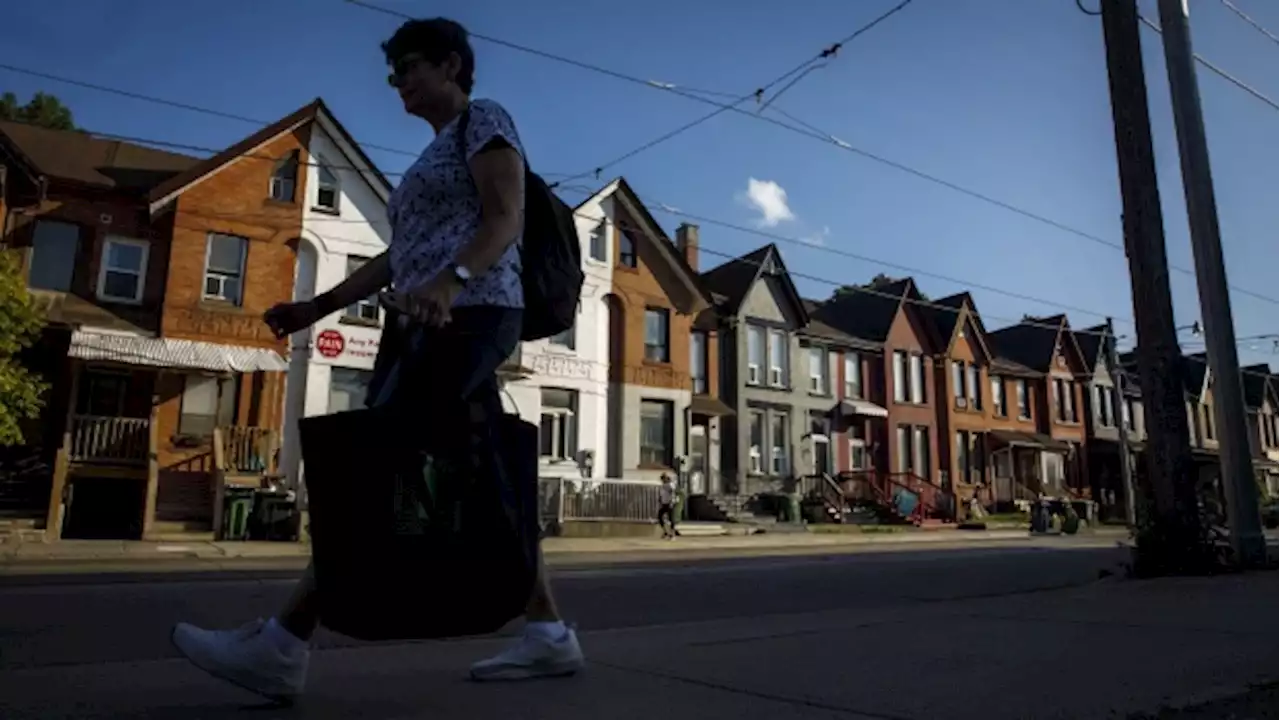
[538,477,663,523]
[215,426,279,474]
[69,415,149,464]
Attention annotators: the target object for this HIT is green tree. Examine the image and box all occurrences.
[0,91,76,131]
[0,253,47,446]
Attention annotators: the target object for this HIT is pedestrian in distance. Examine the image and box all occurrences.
[658,473,677,540]
[169,17,584,704]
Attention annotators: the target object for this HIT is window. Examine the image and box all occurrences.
[967,364,981,410]
[618,231,637,268]
[539,388,577,461]
[76,371,128,417]
[768,330,787,387]
[952,361,966,406]
[746,326,765,385]
[893,351,907,403]
[1095,386,1115,427]
[1016,379,1030,419]
[270,151,299,202]
[344,256,380,323]
[97,236,149,303]
[810,414,832,476]
[588,220,607,262]
[640,400,674,467]
[748,410,764,474]
[178,374,239,437]
[992,376,1007,416]
[1122,397,1133,430]
[808,347,828,395]
[909,353,926,404]
[912,426,931,480]
[316,156,340,212]
[844,353,862,399]
[955,432,969,485]
[1202,404,1215,441]
[896,425,911,473]
[328,368,373,412]
[849,440,867,471]
[204,233,247,305]
[548,322,575,350]
[1055,379,1077,423]
[27,220,80,291]
[690,331,708,394]
[644,308,670,362]
[770,412,789,475]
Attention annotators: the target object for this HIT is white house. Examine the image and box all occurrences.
[502,182,617,479]
[278,106,394,489]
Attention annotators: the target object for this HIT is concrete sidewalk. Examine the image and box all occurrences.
[0,527,1128,575]
[0,570,1272,719]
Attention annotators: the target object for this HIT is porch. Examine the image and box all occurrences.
[988,430,1082,510]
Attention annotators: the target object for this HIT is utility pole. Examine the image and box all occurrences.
[1104,317,1136,527]
[1098,0,1207,574]
[1155,0,1267,567]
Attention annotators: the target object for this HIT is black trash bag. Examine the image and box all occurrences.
[299,406,539,641]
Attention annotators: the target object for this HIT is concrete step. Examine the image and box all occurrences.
[674,522,728,537]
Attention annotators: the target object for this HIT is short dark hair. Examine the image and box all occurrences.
[381,18,475,94]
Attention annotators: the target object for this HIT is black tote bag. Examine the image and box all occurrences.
[299,321,540,640]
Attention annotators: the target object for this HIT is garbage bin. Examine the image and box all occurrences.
[785,493,802,524]
[251,491,300,542]
[222,488,255,541]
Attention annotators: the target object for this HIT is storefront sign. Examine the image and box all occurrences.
[343,334,380,359]
[169,307,276,344]
[316,329,345,358]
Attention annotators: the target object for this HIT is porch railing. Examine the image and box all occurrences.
[538,477,662,524]
[215,426,280,475]
[69,415,150,464]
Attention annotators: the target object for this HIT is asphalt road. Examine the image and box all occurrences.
[0,540,1125,672]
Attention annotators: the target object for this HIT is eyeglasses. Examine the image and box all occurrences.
[387,54,424,87]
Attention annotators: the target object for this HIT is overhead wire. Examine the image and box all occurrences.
[1136,13,1279,109]
[1217,0,1279,44]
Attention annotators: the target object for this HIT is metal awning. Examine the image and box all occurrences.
[833,398,889,419]
[690,395,735,417]
[70,331,288,373]
[989,429,1070,453]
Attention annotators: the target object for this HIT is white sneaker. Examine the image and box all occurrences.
[171,619,309,704]
[470,626,585,681]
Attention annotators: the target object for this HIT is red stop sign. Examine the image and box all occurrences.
[315,329,345,358]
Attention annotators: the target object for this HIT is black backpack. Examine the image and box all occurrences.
[458,106,582,342]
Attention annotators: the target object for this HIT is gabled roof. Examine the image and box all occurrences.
[0,119,198,193]
[700,243,808,325]
[1074,324,1109,370]
[987,314,1087,375]
[147,97,393,213]
[798,299,880,350]
[919,291,992,362]
[582,177,710,313]
[811,276,924,346]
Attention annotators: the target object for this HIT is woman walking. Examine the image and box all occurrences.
[169,18,583,703]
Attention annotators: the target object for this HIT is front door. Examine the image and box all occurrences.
[689,425,708,495]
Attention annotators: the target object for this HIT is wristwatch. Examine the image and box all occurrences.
[447,262,472,287]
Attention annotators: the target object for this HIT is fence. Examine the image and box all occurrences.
[68,415,150,464]
[537,477,664,526]
[216,426,279,474]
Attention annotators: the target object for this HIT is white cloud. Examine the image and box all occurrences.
[801,225,830,247]
[741,177,796,227]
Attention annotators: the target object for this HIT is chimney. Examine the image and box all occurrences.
[675,223,700,270]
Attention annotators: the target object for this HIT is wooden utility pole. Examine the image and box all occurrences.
[1155,0,1267,568]
[1098,0,1208,574]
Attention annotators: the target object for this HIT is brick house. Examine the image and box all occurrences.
[917,292,997,508]
[987,315,1091,503]
[812,278,943,487]
[598,180,714,483]
[0,100,339,540]
[1075,324,1146,520]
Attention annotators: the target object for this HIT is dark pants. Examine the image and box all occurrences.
[657,504,675,536]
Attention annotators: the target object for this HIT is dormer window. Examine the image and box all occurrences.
[269,151,299,202]
[316,156,340,213]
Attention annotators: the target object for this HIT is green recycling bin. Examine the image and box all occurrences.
[222,488,255,541]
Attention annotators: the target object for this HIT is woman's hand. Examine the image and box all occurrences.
[397,272,465,327]
[264,300,321,339]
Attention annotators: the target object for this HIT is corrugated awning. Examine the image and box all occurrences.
[833,398,889,419]
[70,331,287,373]
[990,429,1070,453]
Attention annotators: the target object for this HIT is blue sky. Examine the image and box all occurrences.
[2,0,1276,367]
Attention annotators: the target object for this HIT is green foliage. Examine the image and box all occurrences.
[0,91,76,131]
[0,253,47,446]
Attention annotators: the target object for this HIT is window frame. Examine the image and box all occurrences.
[177,374,239,438]
[808,346,828,395]
[967,363,981,410]
[639,399,675,468]
[690,330,708,394]
[587,219,608,263]
[746,325,764,386]
[27,219,81,292]
[315,155,341,212]
[770,411,789,475]
[643,307,671,363]
[539,388,578,462]
[748,410,765,474]
[202,233,248,305]
[343,255,381,324]
[269,150,299,203]
[617,231,637,268]
[96,236,150,304]
[893,351,907,403]
[992,376,1007,417]
[328,367,374,413]
[768,329,787,388]
[844,352,862,399]
[1016,379,1030,419]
